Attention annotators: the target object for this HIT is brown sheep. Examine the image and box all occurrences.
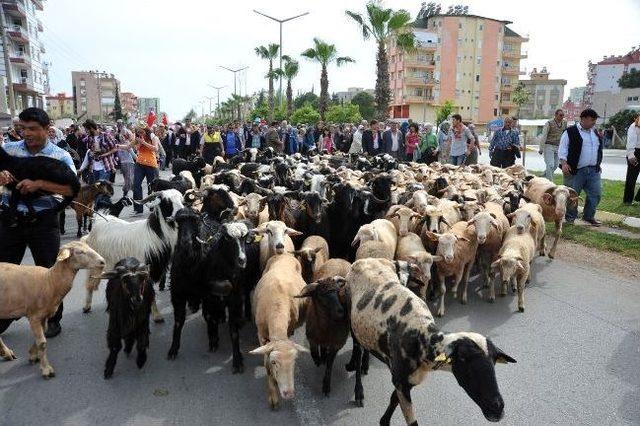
[71,180,114,238]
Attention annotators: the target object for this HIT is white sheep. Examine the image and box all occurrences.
[395,232,442,300]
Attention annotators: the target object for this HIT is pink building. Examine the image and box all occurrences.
[388,13,527,124]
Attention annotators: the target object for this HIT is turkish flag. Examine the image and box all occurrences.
[162,113,168,126]
[146,110,156,127]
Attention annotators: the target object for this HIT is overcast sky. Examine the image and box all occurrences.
[42,0,640,120]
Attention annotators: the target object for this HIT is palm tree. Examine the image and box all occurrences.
[301,38,354,120]
[254,43,280,122]
[273,55,300,118]
[346,1,416,119]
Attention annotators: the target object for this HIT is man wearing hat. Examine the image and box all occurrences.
[559,108,603,226]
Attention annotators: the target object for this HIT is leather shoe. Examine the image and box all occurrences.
[583,218,602,227]
[45,322,62,338]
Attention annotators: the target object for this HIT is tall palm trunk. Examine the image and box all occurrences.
[375,41,391,119]
[268,60,275,122]
[286,79,293,118]
[319,64,329,120]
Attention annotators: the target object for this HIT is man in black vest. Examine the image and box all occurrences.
[558,109,603,226]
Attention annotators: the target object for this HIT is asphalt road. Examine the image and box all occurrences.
[477,148,629,181]
[1,176,639,426]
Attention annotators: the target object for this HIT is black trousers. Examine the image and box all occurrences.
[0,212,63,324]
[490,148,516,168]
[623,149,640,203]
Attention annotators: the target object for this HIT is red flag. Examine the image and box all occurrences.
[146,110,156,127]
[162,113,168,126]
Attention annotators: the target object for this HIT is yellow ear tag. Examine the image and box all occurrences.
[434,354,450,363]
[253,234,264,243]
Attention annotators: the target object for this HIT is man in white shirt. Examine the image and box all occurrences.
[623,112,640,204]
[382,121,405,159]
[558,109,603,225]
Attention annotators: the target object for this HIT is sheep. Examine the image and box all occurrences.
[0,241,105,378]
[291,235,329,283]
[295,276,349,396]
[425,221,478,317]
[395,232,442,300]
[101,257,154,379]
[249,254,309,410]
[345,258,516,424]
[355,240,395,260]
[313,258,352,281]
[178,170,196,189]
[82,189,184,321]
[351,218,397,258]
[509,202,546,257]
[491,224,537,312]
[385,205,421,237]
[0,145,80,223]
[70,180,114,238]
[523,177,579,259]
[255,220,302,271]
[238,193,268,226]
[467,201,510,295]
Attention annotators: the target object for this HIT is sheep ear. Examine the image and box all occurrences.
[424,231,440,242]
[490,258,501,270]
[432,255,443,262]
[295,283,319,298]
[516,259,527,272]
[495,346,517,364]
[313,247,324,254]
[249,342,275,355]
[286,227,303,236]
[237,198,247,206]
[406,254,419,264]
[466,218,475,226]
[457,236,471,242]
[491,219,500,228]
[56,248,71,262]
[542,193,554,206]
[100,270,120,280]
[293,343,310,353]
[351,234,361,247]
[489,213,497,219]
[506,212,515,219]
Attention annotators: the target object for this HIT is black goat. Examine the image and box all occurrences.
[298,191,330,241]
[295,276,349,396]
[102,257,154,379]
[0,146,80,222]
[327,182,359,260]
[149,176,193,194]
[172,156,206,187]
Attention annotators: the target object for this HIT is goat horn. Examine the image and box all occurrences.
[141,193,159,204]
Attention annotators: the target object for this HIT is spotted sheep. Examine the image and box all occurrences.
[346,258,516,425]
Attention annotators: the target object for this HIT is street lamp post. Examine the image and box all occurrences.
[208,85,226,117]
[253,10,309,107]
[220,66,248,120]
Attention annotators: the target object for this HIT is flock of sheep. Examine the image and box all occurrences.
[0,149,580,425]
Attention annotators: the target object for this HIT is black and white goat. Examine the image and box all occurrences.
[101,257,154,379]
[82,189,184,322]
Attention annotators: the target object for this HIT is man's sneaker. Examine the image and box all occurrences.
[583,218,602,227]
[45,322,62,338]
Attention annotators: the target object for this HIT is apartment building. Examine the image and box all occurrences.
[569,86,586,104]
[45,92,73,119]
[138,97,159,117]
[0,0,48,113]
[585,47,640,121]
[519,67,566,119]
[335,87,374,103]
[120,91,138,118]
[71,70,120,121]
[388,12,527,124]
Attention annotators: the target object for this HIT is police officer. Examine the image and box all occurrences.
[0,108,78,337]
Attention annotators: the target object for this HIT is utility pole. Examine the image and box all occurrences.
[220,66,248,120]
[0,4,17,116]
[204,96,215,115]
[208,85,226,117]
[253,10,309,107]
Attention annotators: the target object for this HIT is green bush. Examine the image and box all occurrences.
[325,103,362,124]
[290,104,321,125]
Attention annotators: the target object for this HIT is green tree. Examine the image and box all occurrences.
[277,56,300,118]
[250,96,269,121]
[618,69,640,89]
[346,2,416,119]
[607,109,638,136]
[290,104,321,125]
[325,103,362,123]
[351,91,376,120]
[255,43,280,122]
[294,92,319,110]
[184,108,197,122]
[512,83,531,118]
[436,99,454,125]
[301,38,354,120]
[113,84,123,121]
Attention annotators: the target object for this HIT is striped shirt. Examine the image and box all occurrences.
[1,141,76,213]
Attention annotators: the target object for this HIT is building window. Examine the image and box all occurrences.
[479,24,484,30]
[477,57,482,65]
[456,73,461,81]
[80,79,86,87]
[458,23,462,29]
[475,75,480,82]
[457,55,461,63]
[495,95,499,100]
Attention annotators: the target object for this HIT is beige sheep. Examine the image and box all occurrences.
[351,219,397,258]
[291,235,329,283]
[313,258,352,281]
[395,232,442,300]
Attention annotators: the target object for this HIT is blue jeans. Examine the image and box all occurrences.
[543,145,559,181]
[450,154,466,165]
[133,164,159,213]
[564,166,602,221]
[93,169,109,182]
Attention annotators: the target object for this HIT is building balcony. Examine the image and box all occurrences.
[6,26,28,43]
[416,42,437,51]
[13,77,38,94]
[32,0,43,11]
[500,100,516,108]
[36,18,43,31]
[405,95,435,104]
[502,50,527,59]
[404,76,436,86]
[404,58,436,69]
[39,43,45,53]
[9,52,32,66]
[501,84,515,92]
[502,67,525,76]
[2,0,27,17]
